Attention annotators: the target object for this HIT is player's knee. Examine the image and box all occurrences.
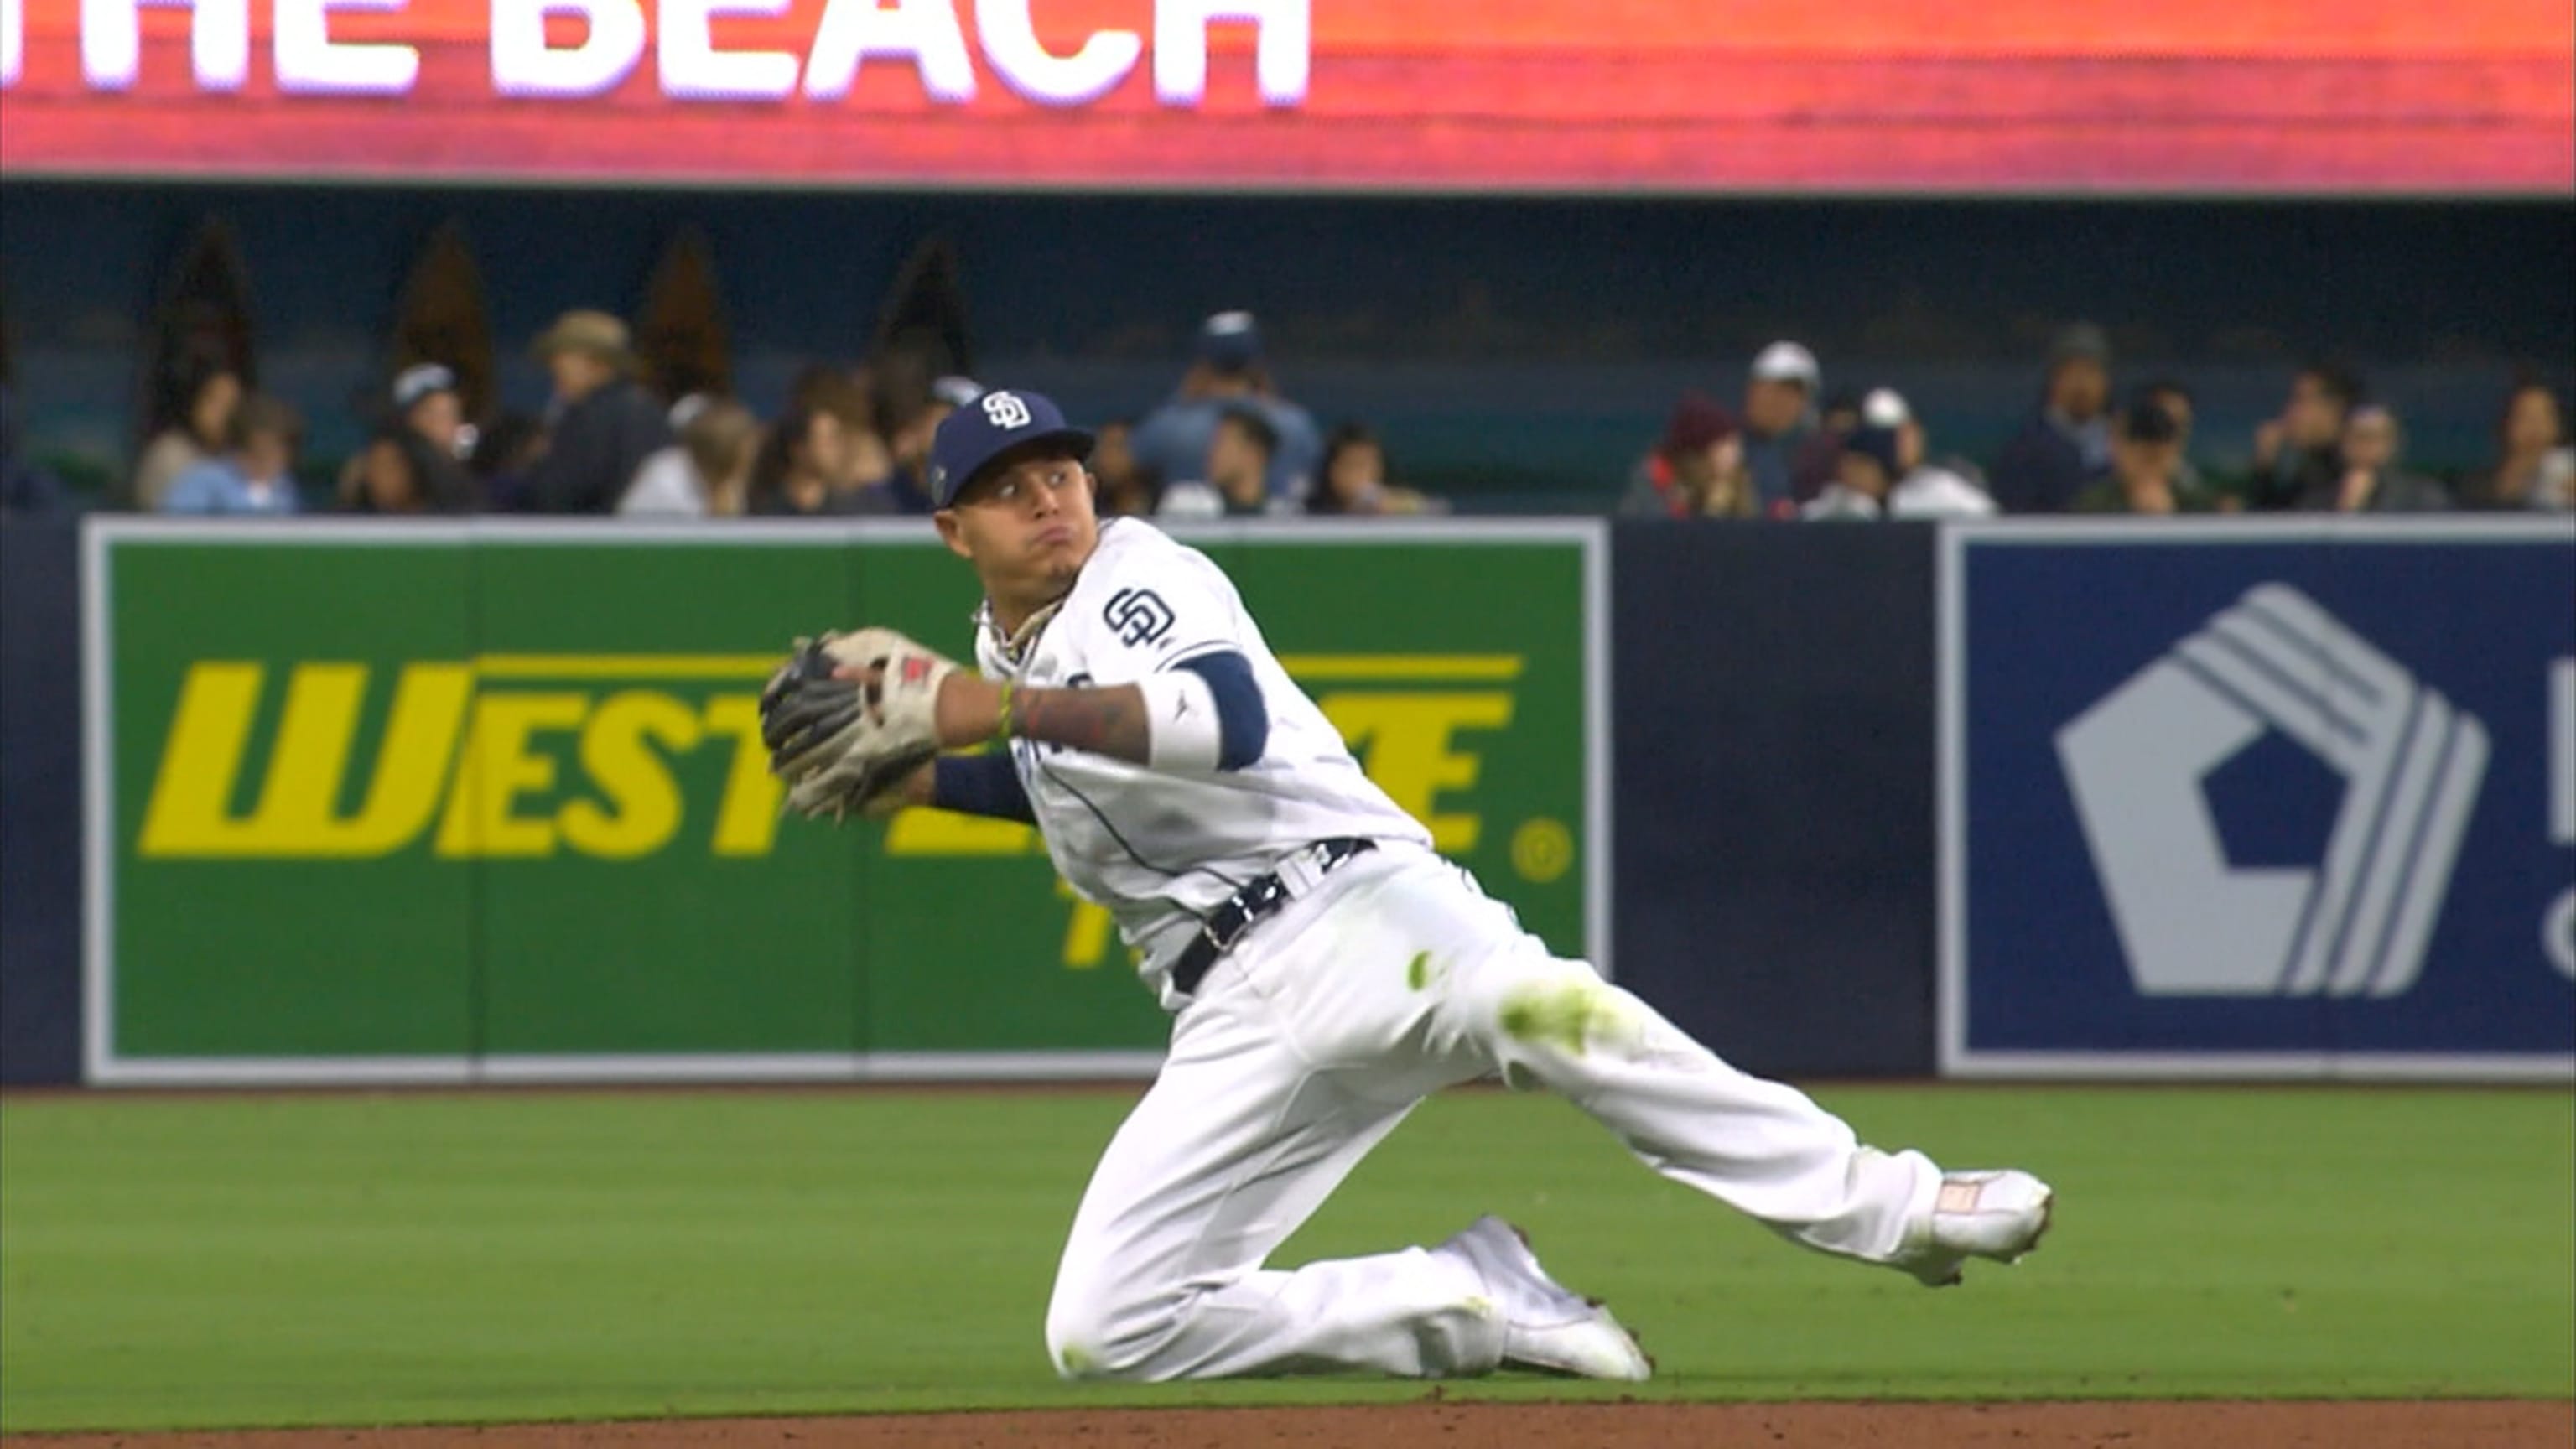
[1044,1281,1176,1381]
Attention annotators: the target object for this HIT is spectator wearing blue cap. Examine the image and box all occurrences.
[1130,312,1322,505]
[1988,323,2113,514]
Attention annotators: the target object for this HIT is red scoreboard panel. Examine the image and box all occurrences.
[3,0,2568,193]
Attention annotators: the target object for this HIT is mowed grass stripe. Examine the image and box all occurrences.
[1,1086,2568,1431]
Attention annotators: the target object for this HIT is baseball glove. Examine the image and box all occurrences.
[759,627,959,820]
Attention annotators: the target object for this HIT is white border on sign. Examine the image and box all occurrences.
[80,517,1609,1087]
[1936,516,2576,1083]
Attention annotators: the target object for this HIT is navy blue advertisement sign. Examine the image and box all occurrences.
[1940,520,2576,1079]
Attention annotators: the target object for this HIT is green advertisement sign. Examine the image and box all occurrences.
[84,520,1603,1084]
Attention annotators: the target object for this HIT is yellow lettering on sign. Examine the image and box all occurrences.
[559,691,699,859]
[1315,692,1514,852]
[434,693,586,858]
[1057,880,1117,969]
[700,696,783,856]
[138,662,472,857]
[128,652,1537,867]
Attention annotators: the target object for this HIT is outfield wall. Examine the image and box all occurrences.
[2,515,2568,1087]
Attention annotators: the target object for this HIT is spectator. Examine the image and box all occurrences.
[131,353,242,512]
[1863,386,1978,483]
[1989,323,2113,513]
[2462,380,2575,511]
[1131,311,1324,503]
[2075,400,2216,514]
[1311,423,1443,516]
[749,398,885,517]
[1,387,65,515]
[522,310,672,513]
[802,361,893,493]
[348,365,478,512]
[867,350,953,513]
[1623,393,1753,519]
[2134,379,2212,498]
[1805,419,1995,521]
[1739,340,1819,513]
[621,396,761,518]
[392,362,473,462]
[1090,418,1159,517]
[1809,388,1994,519]
[2246,361,2361,511]
[162,394,302,516]
[1159,406,1295,519]
[344,426,452,515]
[2301,405,2450,512]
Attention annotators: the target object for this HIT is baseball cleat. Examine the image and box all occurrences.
[1440,1215,1654,1382]
[1906,1170,2054,1288]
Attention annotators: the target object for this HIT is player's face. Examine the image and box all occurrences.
[936,450,1100,605]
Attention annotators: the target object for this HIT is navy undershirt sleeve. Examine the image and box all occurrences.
[932,754,1036,823]
[1174,650,1269,771]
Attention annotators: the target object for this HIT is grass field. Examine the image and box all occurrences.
[1,1084,2568,1433]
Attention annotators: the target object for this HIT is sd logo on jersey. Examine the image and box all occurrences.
[1104,589,1176,647]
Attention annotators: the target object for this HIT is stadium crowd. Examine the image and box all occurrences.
[3,309,2568,522]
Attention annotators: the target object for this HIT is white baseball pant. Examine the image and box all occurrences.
[1042,842,1943,1380]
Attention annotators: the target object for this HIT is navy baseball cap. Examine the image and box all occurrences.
[1197,310,1263,373]
[927,387,1094,508]
[1844,424,1904,479]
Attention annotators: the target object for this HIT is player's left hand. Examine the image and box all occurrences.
[759,628,960,821]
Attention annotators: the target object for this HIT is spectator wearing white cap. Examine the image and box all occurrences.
[1802,389,1995,521]
[392,362,470,461]
[1741,340,1819,513]
[1989,323,2113,513]
[339,363,480,512]
[392,363,480,508]
[1130,311,1322,505]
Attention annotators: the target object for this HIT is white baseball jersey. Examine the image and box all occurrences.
[974,520,1431,1003]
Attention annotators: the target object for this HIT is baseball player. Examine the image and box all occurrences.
[758,388,2053,1384]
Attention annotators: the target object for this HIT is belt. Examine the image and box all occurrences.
[1170,838,1378,997]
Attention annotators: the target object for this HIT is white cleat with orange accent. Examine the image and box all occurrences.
[1906,1170,2055,1287]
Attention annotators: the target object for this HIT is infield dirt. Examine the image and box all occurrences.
[6,1400,2570,1448]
